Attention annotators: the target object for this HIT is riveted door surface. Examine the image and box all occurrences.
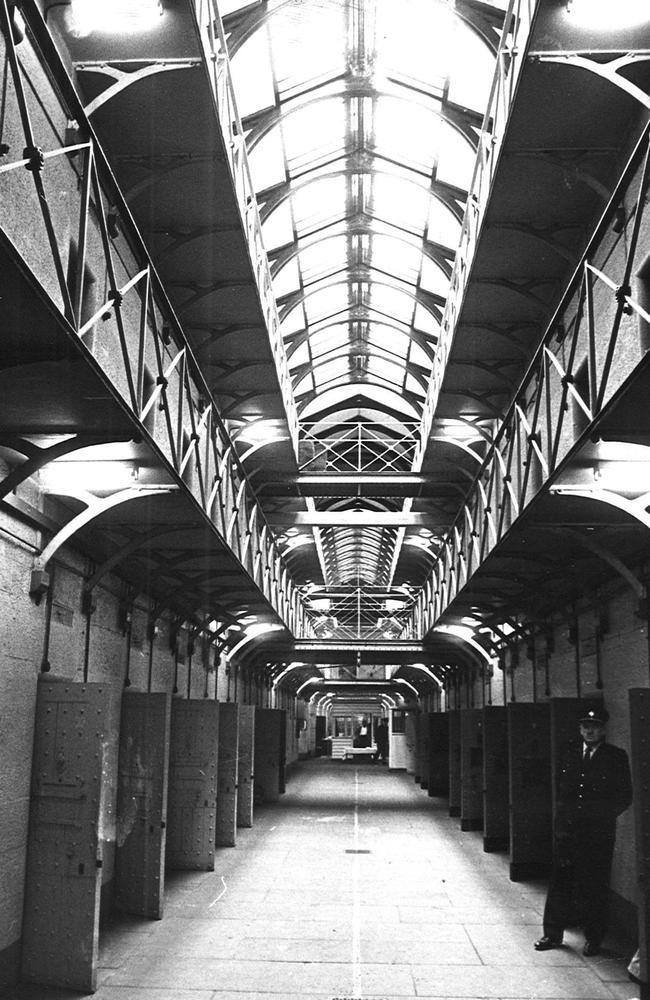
[216,702,239,846]
[254,708,283,803]
[114,691,171,917]
[482,705,509,852]
[428,712,450,797]
[630,689,650,986]
[460,708,483,831]
[166,699,219,870]
[508,701,552,880]
[21,676,109,993]
[237,704,255,828]
[448,710,461,816]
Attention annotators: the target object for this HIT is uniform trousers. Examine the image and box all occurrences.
[542,827,615,945]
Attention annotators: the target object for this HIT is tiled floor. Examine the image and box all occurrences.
[9,758,640,999]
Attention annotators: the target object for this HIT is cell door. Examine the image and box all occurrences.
[216,702,239,847]
[237,704,255,829]
[166,699,219,870]
[21,676,109,993]
[460,708,483,831]
[448,710,461,817]
[417,712,430,789]
[114,691,171,918]
[428,712,450,797]
[254,708,284,803]
[482,705,509,852]
[508,701,552,880]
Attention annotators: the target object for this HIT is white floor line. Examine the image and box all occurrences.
[352,768,363,999]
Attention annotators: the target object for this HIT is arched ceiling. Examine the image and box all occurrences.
[222,0,505,622]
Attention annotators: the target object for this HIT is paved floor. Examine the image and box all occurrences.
[9,758,640,999]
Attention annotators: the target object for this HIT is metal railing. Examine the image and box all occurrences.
[0,0,308,635]
[191,0,299,453]
[414,120,650,633]
[414,0,537,470]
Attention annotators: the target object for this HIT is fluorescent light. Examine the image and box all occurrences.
[70,0,163,35]
[566,0,649,28]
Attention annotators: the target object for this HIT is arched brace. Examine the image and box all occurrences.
[243,85,482,154]
[82,524,191,596]
[0,432,128,502]
[430,625,499,670]
[33,486,178,572]
[550,486,650,533]
[542,525,644,601]
[76,59,202,117]
[223,0,504,59]
[270,228,455,287]
[531,51,650,112]
[259,169,467,227]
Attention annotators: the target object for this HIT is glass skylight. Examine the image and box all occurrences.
[223,0,501,598]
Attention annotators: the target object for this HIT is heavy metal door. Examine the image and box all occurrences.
[216,702,239,846]
[237,704,255,828]
[428,712,450,797]
[417,711,430,789]
[114,691,171,918]
[460,708,483,831]
[254,708,283,803]
[448,709,461,817]
[166,699,219,870]
[482,705,509,852]
[279,709,287,794]
[549,697,583,863]
[315,714,326,756]
[21,676,109,993]
[630,689,650,992]
[508,701,552,880]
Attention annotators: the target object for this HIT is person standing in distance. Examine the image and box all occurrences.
[534,702,632,956]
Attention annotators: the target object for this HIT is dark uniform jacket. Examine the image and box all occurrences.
[556,739,632,843]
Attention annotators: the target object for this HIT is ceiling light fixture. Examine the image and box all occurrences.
[565,0,648,28]
[69,0,163,36]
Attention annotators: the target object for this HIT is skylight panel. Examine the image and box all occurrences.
[372,174,429,232]
[261,202,294,253]
[297,236,348,283]
[426,199,462,250]
[368,326,410,356]
[308,325,350,357]
[369,286,414,324]
[228,26,275,118]
[272,258,301,300]
[304,285,350,324]
[420,255,450,298]
[370,236,421,284]
[291,174,347,233]
[282,100,346,173]
[436,125,476,189]
[414,302,440,336]
[247,128,286,193]
[372,97,441,174]
[268,0,346,96]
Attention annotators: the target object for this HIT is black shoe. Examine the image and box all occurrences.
[534,936,562,951]
[583,941,600,957]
